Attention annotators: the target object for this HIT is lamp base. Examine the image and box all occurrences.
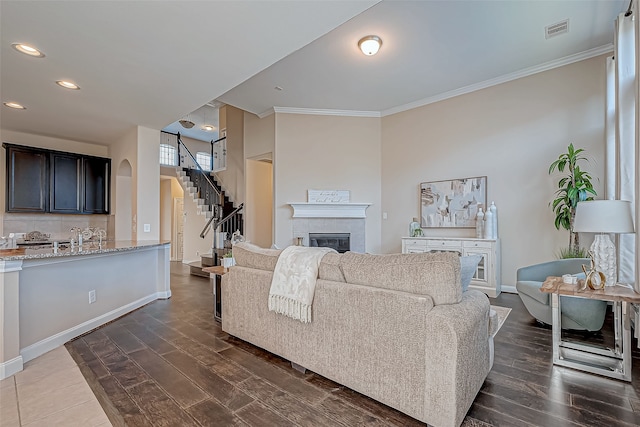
[590,234,617,286]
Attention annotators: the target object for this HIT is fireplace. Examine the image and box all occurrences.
[309,233,350,253]
[290,202,370,253]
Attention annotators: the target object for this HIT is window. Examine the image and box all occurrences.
[160,144,177,166]
[196,152,212,171]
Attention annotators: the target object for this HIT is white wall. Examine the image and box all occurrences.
[218,105,245,204]
[114,160,133,240]
[135,126,161,240]
[381,55,607,286]
[244,112,276,247]
[181,192,213,263]
[273,113,382,252]
[244,112,275,159]
[246,159,273,247]
[160,179,173,241]
[110,127,138,238]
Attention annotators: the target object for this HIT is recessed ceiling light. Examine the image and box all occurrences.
[3,102,26,110]
[56,80,80,90]
[358,35,382,56]
[202,125,215,132]
[11,43,45,58]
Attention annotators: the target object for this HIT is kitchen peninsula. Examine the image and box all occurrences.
[0,240,170,379]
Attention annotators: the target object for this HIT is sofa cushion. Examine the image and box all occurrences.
[339,251,461,305]
[460,255,482,292]
[318,252,346,282]
[233,242,281,271]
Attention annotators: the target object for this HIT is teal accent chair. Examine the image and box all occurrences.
[516,258,607,331]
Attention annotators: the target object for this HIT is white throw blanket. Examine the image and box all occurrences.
[268,245,336,323]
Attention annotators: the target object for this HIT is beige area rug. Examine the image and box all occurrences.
[490,304,511,336]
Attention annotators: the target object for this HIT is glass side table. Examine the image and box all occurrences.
[541,276,640,381]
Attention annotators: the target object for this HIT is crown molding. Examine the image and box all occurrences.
[272,107,380,118]
[257,108,275,119]
[381,44,614,117]
[254,46,613,120]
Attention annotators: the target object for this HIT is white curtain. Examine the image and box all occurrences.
[606,5,637,289]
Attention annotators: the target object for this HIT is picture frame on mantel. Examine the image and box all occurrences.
[420,176,486,228]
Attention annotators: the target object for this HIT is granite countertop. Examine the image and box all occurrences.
[0,240,170,261]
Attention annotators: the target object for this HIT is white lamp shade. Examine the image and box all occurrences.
[573,200,635,233]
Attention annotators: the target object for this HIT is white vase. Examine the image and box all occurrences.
[489,201,498,239]
[484,208,494,240]
[222,257,235,269]
[476,208,485,239]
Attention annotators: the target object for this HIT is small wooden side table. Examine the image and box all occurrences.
[541,276,640,381]
[202,266,228,322]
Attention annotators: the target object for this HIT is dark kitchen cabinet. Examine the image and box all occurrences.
[3,143,111,214]
[50,152,82,213]
[5,145,48,213]
[82,156,110,214]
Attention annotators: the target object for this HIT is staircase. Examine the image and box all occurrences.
[162,130,243,278]
[175,166,243,278]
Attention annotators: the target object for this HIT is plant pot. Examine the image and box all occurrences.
[222,257,235,269]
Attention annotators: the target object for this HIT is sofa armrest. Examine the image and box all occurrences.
[516,258,590,282]
[423,290,491,427]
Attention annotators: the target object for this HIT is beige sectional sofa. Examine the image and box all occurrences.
[222,243,495,427]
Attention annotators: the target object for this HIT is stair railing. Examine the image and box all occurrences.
[200,202,244,239]
[173,132,222,200]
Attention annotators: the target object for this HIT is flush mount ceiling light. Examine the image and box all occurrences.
[202,125,215,132]
[11,43,45,58]
[56,80,80,90]
[179,118,195,129]
[3,102,26,110]
[358,35,382,56]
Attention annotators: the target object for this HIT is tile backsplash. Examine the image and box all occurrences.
[2,213,109,241]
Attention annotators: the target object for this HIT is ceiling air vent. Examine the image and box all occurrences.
[545,19,569,39]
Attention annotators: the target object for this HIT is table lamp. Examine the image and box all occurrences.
[573,200,635,286]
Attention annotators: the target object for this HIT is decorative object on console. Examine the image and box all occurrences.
[420,176,486,228]
[409,217,421,237]
[489,201,498,238]
[573,200,635,286]
[476,208,485,238]
[484,206,494,240]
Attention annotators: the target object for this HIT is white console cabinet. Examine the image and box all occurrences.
[401,237,501,297]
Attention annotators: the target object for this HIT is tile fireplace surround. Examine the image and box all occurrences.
[289,203,370,253]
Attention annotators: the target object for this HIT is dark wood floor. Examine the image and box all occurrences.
[66,262,640,426]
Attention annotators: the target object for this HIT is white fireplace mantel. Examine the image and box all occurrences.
[288,202,371,218]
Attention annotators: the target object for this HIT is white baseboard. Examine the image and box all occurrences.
[157,290,172,300]
[20,292,164,364]
[501,285,517,294]
[0,355,24,380]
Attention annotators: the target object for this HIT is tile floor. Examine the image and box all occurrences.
[0,346,111,427]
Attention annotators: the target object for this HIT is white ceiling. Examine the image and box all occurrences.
[0,1,629,146]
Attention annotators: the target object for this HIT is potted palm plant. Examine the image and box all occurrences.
[548,143,597,258]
